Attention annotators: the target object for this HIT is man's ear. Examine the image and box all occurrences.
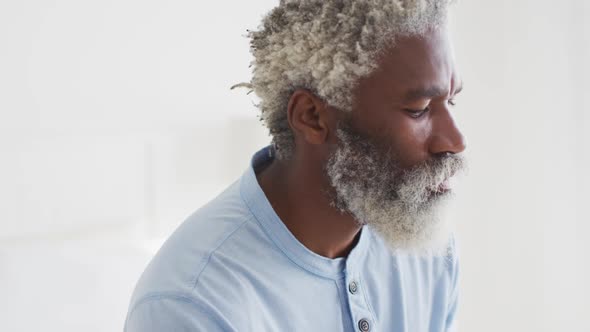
[287,89,332,145]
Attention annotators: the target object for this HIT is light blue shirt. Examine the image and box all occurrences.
[125,146,459,332]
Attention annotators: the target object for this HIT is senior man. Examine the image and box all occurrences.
[125,0,467,331]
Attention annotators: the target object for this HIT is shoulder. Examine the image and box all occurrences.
[124,292,239,331]
[126,179,266,326]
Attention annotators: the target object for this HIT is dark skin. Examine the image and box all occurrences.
[257,28,466,259]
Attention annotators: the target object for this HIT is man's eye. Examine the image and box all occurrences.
[448,98,457,106]
[404,107,430,118]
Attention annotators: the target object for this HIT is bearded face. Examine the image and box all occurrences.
[325,119,467,256]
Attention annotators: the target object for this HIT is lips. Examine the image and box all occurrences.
[438,179,451,192]
[429,178,451,194]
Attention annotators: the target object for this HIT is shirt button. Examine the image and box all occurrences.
[358,318,370,332]
[348,281,358,294]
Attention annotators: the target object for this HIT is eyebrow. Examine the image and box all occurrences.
[403,82,464,101]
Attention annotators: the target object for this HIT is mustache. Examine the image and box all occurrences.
[400,153,468,190]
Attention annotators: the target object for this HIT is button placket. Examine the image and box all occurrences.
[345,273,374,332]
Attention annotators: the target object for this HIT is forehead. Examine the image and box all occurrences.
[355,28,459,102]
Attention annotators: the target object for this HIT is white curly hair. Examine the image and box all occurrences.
[232,0,453,160]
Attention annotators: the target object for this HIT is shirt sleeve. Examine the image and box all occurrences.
[445,236,460,332]
[125,295,235,332]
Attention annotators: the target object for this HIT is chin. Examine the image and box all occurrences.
[363,193,455,257]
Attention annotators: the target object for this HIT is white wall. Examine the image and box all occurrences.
[0,1,588,331]
[0,1,273,331]
[451,1,590,331]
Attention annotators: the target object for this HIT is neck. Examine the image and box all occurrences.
[256,153,362,259]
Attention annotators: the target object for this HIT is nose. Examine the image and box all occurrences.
[428,107,466,155]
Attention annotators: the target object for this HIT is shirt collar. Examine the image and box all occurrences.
[239,146,372,279]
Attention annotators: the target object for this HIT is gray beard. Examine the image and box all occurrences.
[325,122,467,256]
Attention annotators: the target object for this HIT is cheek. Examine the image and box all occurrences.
[350,106,432,168]
[385,117,432,167]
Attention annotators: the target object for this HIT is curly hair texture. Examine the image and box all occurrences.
[232,0,452,160]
